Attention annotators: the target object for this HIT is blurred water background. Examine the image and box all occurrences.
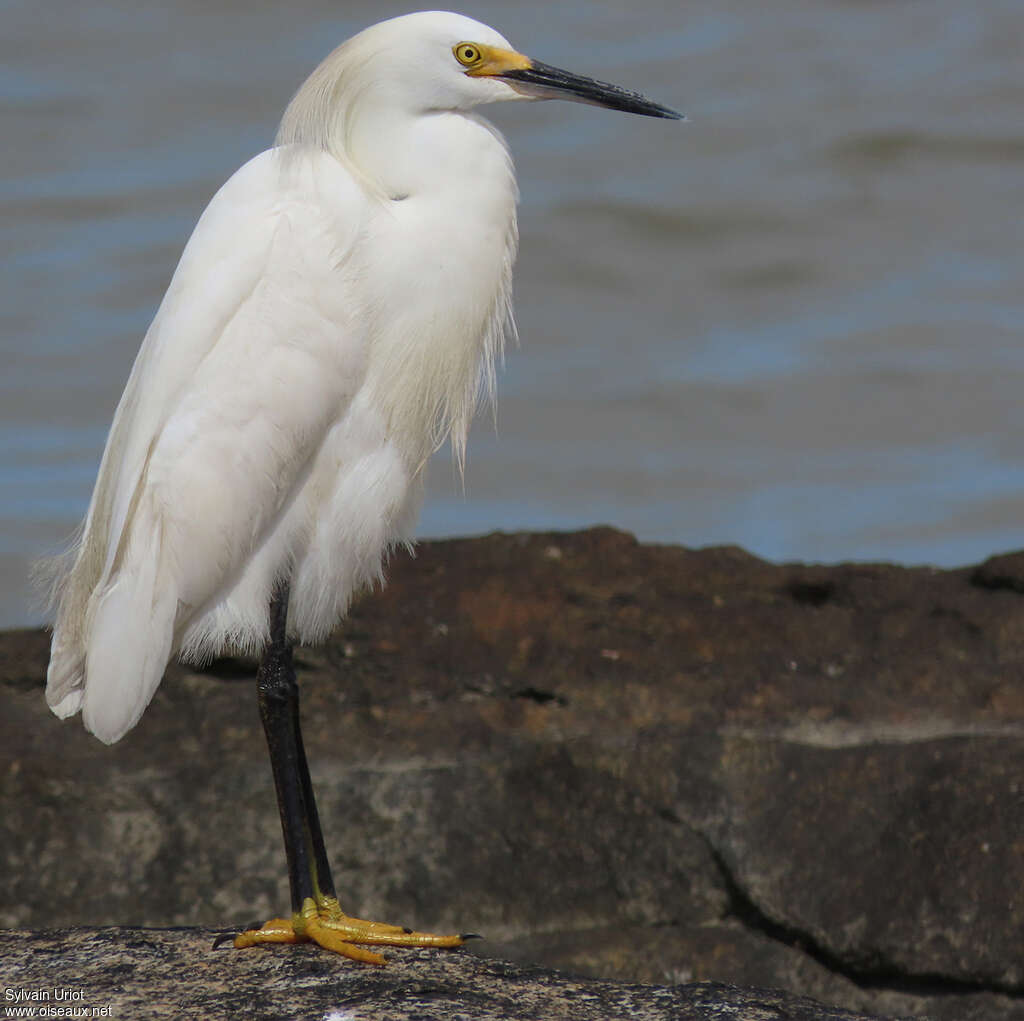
[2,0,1023,628]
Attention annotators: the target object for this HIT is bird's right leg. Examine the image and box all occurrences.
[231,581,384,962]
[230,582,465,963]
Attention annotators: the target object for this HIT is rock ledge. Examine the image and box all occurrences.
[0,927,898,1020]
[2,529,1023,1021]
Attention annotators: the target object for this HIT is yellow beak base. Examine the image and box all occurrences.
[463,45,533,77]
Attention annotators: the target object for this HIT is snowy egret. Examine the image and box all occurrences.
[42,11,681,962]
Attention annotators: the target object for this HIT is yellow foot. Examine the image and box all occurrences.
[232,896,467,965]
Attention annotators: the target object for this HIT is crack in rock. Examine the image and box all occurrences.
[699,833,1024,1002]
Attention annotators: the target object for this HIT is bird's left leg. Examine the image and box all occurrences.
[230,582,466,963]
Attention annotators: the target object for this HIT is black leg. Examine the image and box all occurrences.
[229,581,467,959]
[257,581,334,912]
[291,674,337,900]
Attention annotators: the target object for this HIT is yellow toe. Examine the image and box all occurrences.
[233,917,300,948]
[232,896,466,964]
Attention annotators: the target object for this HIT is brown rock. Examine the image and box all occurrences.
[2,529,1022,1020]
[0,929,898,1021]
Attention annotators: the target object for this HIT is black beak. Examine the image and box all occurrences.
[499,60,683,120]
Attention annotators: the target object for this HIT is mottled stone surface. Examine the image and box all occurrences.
[0,928,899,1020]
[2,529,1023,1020]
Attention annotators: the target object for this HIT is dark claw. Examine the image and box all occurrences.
[459,932,483,941]
[211,931,239,949]
[403,927,413,934]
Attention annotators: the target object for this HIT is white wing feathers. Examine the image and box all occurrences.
[79,515,176,742]
[45,149,365,743]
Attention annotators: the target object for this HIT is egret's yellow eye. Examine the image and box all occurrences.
[454,42,483,67]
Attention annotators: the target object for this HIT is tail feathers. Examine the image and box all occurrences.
[80,551,177,745]
[45,637,85,719]
[43,543,88,719]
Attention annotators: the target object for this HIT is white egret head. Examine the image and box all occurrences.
[279,11,681,152]
[358,11,682,117]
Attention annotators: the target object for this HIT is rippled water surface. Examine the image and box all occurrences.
[3,0,1023,626]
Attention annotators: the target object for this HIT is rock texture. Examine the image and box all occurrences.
[2,529,1023,1020]
[0,929,897,1021]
